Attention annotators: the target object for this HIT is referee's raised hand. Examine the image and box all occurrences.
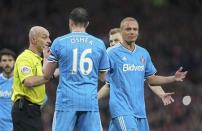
[43,45,51,59]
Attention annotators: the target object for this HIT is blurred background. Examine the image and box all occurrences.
[0,0,202,130]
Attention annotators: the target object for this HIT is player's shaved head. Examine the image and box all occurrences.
[29,26,49,40]
[120,17,139,46]
[120,17,138,29]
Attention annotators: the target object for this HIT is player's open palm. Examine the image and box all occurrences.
[160,92,175,106]
[174,67,188,81]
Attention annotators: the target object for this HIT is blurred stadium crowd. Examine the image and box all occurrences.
[0,0,202,130]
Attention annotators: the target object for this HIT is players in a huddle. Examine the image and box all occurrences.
[0,8,188,131]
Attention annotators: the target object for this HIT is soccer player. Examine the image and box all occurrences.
[109,28,123,47]
[99,28,174,106]
[0,49,16,131]
[11,26,51,131]
[43,7,109,131]
[106,17,187,131]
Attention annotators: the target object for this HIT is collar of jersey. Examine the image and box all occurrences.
[0,73,13,80]
[120,43,137,54]
[71,32,88,34]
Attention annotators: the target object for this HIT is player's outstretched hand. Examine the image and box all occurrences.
[160,92,175,106]
[174,67,188,82]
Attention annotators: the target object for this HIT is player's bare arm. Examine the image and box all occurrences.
[99,71,108,82]
[147,67,188,85]
[43,61,57,80]
[98,84,110,100]
[148,84,174,106]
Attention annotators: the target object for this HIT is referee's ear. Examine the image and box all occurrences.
[30,37,37,45]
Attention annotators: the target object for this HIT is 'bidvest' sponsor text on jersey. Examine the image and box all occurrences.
[123,64,144,71]
[0,90,12,97]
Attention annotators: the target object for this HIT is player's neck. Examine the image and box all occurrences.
[71,27,86,32]
[122,41,135,51]
[2,71,13,79]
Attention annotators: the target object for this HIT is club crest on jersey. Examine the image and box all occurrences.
[140,56,145,64]
[21,66,31,74]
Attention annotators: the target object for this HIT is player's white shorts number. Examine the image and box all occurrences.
[72,48,93,75]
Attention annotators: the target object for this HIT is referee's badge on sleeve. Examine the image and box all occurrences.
[21,66,31,74]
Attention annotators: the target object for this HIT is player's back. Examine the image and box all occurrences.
[50,32,109,111]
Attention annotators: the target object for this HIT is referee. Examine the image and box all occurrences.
[11,26,51,131]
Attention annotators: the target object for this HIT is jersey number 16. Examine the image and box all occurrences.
[72,48,93,75]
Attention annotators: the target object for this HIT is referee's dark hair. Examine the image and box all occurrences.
[69,7,89,27]
[0,48,16,60]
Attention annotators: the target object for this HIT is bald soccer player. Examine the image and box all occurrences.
[106,17,187,131]
[99,28,175,106]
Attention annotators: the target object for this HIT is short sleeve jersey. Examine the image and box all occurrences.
[48,32,109,111]
[11,50,45,105]
[0,73,13,130]
[107,44,156,118]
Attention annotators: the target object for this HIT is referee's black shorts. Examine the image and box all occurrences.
[12,97,43,131]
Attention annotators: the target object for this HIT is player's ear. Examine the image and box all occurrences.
[69,19,72,26]
[85,21,89,28]
[69,19,74,31]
